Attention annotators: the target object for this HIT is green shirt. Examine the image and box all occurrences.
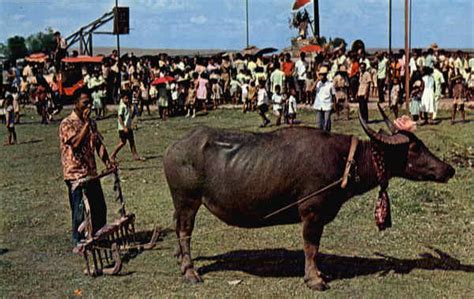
[469,58,474,70]
[236,73,249,84]
[270,69,285,93]
[117,101,132,131]
[377,58,388,79]
[432,68,445,96]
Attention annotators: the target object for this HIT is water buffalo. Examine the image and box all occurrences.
[163,109,455,290]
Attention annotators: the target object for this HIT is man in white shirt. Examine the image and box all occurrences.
[312,66,335,132]
[376,52,388,103]
[357,63,372,122]
[295,52,307,103]
[287,88,298,125]
[432,63,445,119]
[256,82,271,127]
[425,48,435,69]
[337,49,347,68]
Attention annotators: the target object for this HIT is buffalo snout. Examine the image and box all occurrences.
[440,164,455,182]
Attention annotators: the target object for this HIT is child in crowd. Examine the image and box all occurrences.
[229,75,241,105]
[185,81,196,118]
[467,68,474,101]
[256,81,271,127]
[370,61,378,98]
[410,77,423,121]
[332,66,350,120]
[241,79,249,113]
[149,84,158,111]
[170,83,179,115]
[110,92,142,161]
[211,78,223,110]
[91,85,104,119]
[99,83,108,118]
[287,88,298,125]
[11,86,20,124]
[4,95,17,145]
[272,85,284,125]
[132,85,141,118]
[140,82,151,116]
[196,73,209,113]
[305,71,316,105]
[157,83,169,120]
[248,81,257,111]
[177,82,187,115]
[390,77,400,118]
[451,75,466,124]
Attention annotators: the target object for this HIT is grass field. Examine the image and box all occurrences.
[0,107,473,298]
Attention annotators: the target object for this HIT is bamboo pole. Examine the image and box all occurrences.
[313,0,320,37]
[405,0,410,108]
[246,0,249,48]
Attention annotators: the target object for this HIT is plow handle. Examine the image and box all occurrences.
[78,167,118,185]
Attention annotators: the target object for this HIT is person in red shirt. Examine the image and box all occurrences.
[348,54,360,101]
[281,53,295,94]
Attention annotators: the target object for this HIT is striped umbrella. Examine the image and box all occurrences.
[292,0,312,11]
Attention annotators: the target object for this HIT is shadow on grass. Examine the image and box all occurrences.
[139,116,163,122]
[195,246,473,281]
[120,165,159,171]
[143,155,162,161]
[19,139,43,145]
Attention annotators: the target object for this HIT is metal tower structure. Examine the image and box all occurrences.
[65,11,115,56]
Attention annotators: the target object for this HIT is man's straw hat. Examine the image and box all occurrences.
[318,66,329,74]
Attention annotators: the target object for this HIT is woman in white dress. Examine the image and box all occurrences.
[420,67,436,124]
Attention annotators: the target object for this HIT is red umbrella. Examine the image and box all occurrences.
[151,76,174,85]
[25,53,48,63]
[62,56,104,64]
[300,44,322,53]
[292,0,312,11]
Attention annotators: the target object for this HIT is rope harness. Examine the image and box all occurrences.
[263,136,359,220]
[371,142,392,231]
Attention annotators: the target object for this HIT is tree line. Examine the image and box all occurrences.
[0,28,57,62]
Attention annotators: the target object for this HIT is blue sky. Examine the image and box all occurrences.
[0,0,473,50]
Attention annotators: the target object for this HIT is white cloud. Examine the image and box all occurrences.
[121,0,195,11]
[190,15,207,24]
[12,14,26,21]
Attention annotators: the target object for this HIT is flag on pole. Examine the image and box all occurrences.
[292,0,312,11]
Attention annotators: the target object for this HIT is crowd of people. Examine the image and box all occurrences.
[1,39,474,145]
[2,35,472,249]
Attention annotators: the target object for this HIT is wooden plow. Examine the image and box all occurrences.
[73,168,161,276]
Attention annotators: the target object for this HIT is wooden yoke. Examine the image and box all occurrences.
[341,136,359,189]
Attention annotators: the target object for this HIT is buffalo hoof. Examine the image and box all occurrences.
[183,269,203,284]
[304,276,329,291]
[173,247,182,263]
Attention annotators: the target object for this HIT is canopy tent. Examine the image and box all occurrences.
[62,56,104,64]
[25,53,48,63]
[300,44,322,53]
